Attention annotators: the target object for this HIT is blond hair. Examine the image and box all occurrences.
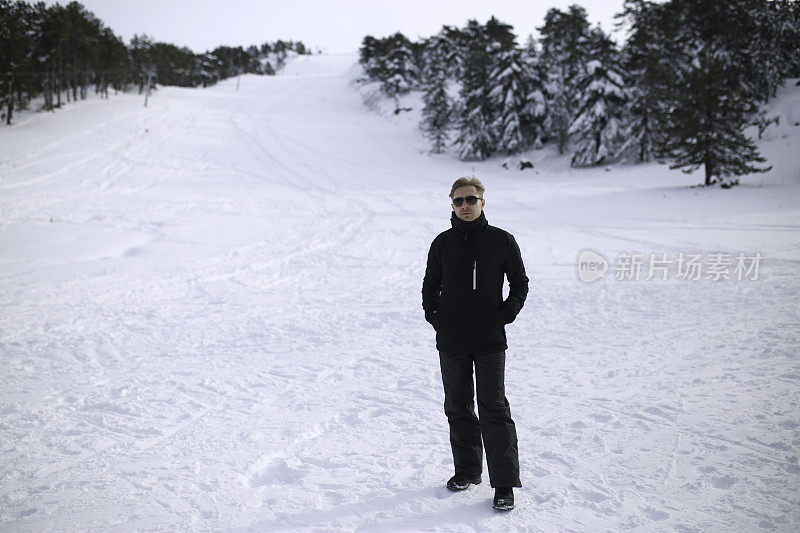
[449,176,485,199]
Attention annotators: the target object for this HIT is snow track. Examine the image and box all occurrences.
[1,57,799,531]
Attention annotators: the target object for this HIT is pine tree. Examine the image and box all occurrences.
[651,0,771,185]
[617,0,669,163]
[441,25,465,79]
[0,0,31,123]
[538,5,591,154]
[382,33,417,99]
[359,32,419,107]
[453,17,517,160]
[454,20,496,160]
[420,33,453,153]
[657,48,770,185]
[130,33,155,94]
[520,36,547,149]
[775,0,800,77]
[743,0,800,101]
[198,52,221,87]
[96,28,126,96]
[488,47,527,154]
[569,28,628,167]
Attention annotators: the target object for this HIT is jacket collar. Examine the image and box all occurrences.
[451,211,488,236]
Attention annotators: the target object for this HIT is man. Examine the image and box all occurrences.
[422,176,529,511]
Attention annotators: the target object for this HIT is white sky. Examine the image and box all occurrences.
[66,0,629,54]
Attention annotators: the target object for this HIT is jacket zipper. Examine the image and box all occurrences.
[473,260,476,290]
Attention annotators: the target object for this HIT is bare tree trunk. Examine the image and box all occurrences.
[72,66,77,101]
[594,129,602,165]
[6,73,14,125]
[55,55,62,107]
[44,75,53,110]
[42,76,49,110]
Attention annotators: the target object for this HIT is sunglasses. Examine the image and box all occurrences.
[452,196,482,207]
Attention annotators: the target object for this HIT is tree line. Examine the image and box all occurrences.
[0,0,309,124]
[359,0,800,186]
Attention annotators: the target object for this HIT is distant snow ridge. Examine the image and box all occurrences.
[278,53,360,77]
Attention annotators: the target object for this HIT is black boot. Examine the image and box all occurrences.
[446,473,482,491]
[493,487,514,510]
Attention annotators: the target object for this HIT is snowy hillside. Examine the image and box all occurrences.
[1,54,799,531]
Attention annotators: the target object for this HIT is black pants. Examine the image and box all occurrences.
[439,351,521,488]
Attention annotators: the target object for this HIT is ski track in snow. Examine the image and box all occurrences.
[1,55,799,531]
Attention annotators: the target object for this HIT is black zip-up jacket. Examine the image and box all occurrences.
[422,212,529,354]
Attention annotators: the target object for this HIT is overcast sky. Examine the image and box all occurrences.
[66,0,629,54]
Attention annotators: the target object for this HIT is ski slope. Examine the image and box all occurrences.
[1,53,799,531]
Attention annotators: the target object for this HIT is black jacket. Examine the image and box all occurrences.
[422,212,529,354]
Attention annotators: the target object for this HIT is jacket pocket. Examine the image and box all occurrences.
[493,306,506,327]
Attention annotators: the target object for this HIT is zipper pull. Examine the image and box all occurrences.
[473,260,476,290]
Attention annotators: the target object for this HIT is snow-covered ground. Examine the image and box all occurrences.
[1,53,799,531]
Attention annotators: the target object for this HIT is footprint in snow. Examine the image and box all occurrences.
[710,475,737,490]
[644,507,670,521]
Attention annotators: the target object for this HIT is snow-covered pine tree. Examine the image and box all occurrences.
[653,0,771,186]
[359,35,385,82]
[359,35,390,84]
[488,47,528,154]
[198,52,221,88]
[657,47,770,185]
[382,32,417,100]
[1,0,33,122]
[520,36,547,149]
[452,17,519,160]
[274,48,287,72]
[130,33,155,94]
[358,32,419,110]
[420,33,453,153]
[454,20,496,160]
[617,0,671,163]
[441,25,465,79]
[569,28,628,167]
[742,0,800,102]
[538,5,591,154]
[775,0,800,77]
